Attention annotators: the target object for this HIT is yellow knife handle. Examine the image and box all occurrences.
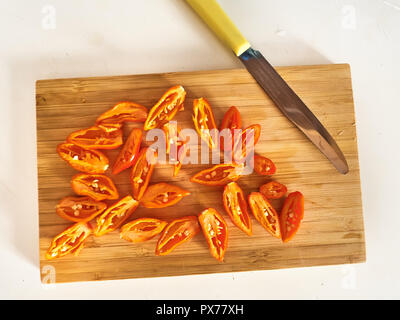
[185,0,251,56]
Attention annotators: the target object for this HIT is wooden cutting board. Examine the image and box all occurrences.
[36,64,365,283]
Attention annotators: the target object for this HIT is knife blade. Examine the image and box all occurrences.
[185,0,349,174]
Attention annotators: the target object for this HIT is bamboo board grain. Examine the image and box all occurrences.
[36,64,365,283]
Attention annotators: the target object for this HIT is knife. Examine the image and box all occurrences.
[185,0,349,174]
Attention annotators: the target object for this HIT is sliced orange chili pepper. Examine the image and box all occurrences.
[56,196,107,223]
[173,142,190,177]
[162,122,183,155]
[223,182,252,236]
[155,216,200,256]
[94,195,139,236]
[220,106,241,152]
[112,128,142,175]
[193,98,218,149]
[45,222,92,260]
[144,85,186,130]
[190,163,243,186]
[140,183,190,208]
[67,126,123,150]
[198,208,228,262]
[120,218,168,243]
[248,192,281,239]
[130,147,157,200]
[232,124,261,163]
[253,155,276,176]
[71,173,119,201]
[96,101,148,129]
[260,181,287,199]
[280,192,304,243]
[57,143,110,174]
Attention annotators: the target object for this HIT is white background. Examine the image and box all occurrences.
[0,0,399,299]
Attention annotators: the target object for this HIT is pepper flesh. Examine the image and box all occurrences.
[67,126,123,150]
[120,218,168,243]
[94,195,139,236]
[45,222,92,260]
[192,98,218,149]
[198,208,228,262]
[223,182,252,236]
[130,147,157,200]
[248,192,281,239]
[155,216,200,256]
[220,106,241,152]
[173,142,190,177]
[232,124,261,163]
[56,196,107,223]
[144,85,186,130]
[140,183,190,208]
[96,101,148,129]
[112,128,142,175]
[260,181,287,199]
[280,192,304,243]
[253,155,277,176]
[162,122,183,155]
[57,143,109,174]
[71,173,119,201]
[190,163,243,186]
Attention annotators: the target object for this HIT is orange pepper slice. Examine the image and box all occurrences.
[144,86,186,130]
[96,101,148,129]
[120,218,168,243]
[71,173,119,201]
[280,192,304,243]
[155,216,200,256]
[57,143,109,174]
[45,222,92,260]
[56,196,107,223]
[67,126,123,150]
[223,182,252,236]
[198,208,228,262]
[140,183,190,208]
[248,192,281,239]
[94,195,139,236]
[192,98,218,149]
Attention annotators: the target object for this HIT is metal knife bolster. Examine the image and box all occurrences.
[239,48,349,174]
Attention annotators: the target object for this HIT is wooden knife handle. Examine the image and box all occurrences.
[185,0,251,56]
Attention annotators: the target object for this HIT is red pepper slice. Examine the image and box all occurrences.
[45,222,92,260]
[130,147,157,200]
[56,196,107,223]
[140,183,190,208]
[71,173,119,201]
[96,101,148,129]
[57,143,110,174]
[248,192,281,239]
[253,155,276,176]
[67,126,123,150]
[112,128,142,175]
[223,182,252,236]
[260,181,287,199]
[190,163,243,186]
[232,124,261,163]
[193,98,218,149]
[144,86,186,130]
[280,192,304,243]
[94,195,139,236]
[155,216,200,256]
[120,218,168,243]
[198,208,228,262]
[220,106,241,152]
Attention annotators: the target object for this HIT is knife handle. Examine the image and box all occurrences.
[185,0,251,56]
